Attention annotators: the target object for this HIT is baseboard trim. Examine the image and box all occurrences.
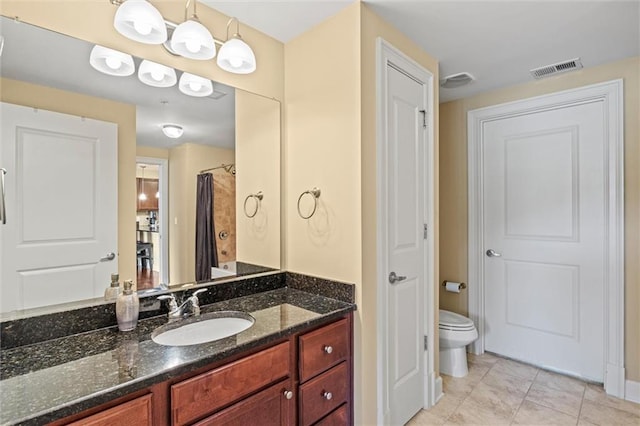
[434,375,444,403]
[625,380,640,403]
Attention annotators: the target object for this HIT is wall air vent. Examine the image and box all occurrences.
[440,72,475,89]
[530,58,583,79]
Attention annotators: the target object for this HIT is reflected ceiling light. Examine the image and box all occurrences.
[114,0,167,45]
[162,124,184,138]
[178,72,213,97]
[89,45,135,76]
[170,0,216,60]
[217,18,256,74]
[138,60,177,87]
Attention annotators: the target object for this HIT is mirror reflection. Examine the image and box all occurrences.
[0,17,280,315]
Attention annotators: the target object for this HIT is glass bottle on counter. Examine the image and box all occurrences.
[116,279,139,332]
[104,273,121,301]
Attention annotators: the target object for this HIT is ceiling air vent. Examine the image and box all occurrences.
[530,58,583,79]
[440,72,475,89]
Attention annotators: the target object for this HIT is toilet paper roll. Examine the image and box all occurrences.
[445,281,462,293]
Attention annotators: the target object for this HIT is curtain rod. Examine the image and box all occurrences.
[199,163,235,174]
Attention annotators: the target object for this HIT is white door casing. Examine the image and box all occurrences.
[376,38,436,425]
[468,80,625,396]
[0,102,118,313]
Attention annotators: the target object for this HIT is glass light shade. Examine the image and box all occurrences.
[178,72,213,97]
[170,20,216,60]
[216,36,256,74]
[138,60,176,87]
[89,45,135,76]
[114,0,167,44]
[162,124,184,138]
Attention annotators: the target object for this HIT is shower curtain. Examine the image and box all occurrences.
[195,173,218,282]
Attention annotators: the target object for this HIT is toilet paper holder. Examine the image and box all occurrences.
[442,281,467,290]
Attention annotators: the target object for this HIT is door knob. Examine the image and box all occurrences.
[486,249,502,258]
[100,252,116,262]
[388,272,407,284]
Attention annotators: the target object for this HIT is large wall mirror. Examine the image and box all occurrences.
[0,16,281,316]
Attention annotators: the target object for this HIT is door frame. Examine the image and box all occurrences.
[136,156,169,286]
[376,37,437,424]
[467,79,625,397]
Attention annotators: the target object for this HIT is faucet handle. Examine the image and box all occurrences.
[192,288,207,297]
[157,294,178,311]
[189,289,207,316]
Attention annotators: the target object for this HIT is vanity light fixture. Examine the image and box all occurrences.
[139,165,148,201]
[138,60,177,87]
[113,0,167,44]
[217,18,256,74]
[89,45,135,76]
[178,72,213,97]
[170,0,216,60]
[162,124,184,138]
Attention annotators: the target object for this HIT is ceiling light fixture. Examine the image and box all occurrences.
[110,1,256,74]
[217,18,256,74]
[178,72,213,97]
[170,0,216,60]
[162,124,184,138]
[113,0,167,44]
[139,164,148,201]
[89,45,135,76]
[138,59,177,87]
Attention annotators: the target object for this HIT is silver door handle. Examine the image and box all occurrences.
[389,272,407,284]
[0,168,6,225]
[486,249,502,258]
[100,252,116,262]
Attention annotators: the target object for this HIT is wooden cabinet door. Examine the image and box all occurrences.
[193,379,295,426]
[68,394,152,426]
[136,178,158,211]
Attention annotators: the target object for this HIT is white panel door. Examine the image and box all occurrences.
[0,102,118,313]
[386,65,426,425]
[483,101,605,381]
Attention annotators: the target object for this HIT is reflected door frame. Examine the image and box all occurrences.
[137,156,169,286]
[467,79,625,398]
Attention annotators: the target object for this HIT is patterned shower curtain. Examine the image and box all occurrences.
[195,173,218,282]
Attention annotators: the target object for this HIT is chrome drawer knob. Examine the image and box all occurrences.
[323,345,333,354]
[283,390,293,400]
[323,391,333,400]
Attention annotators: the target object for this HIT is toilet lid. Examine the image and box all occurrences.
[439,310,475,330]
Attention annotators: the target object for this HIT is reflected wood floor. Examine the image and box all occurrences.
[408,353,640,425]
[136,268,159,290]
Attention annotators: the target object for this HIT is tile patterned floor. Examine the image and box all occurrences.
[408,353,640,425]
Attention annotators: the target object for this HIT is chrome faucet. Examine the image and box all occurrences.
[158,289,207,321]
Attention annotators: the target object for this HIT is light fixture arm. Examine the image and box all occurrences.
[184,0,198,22]
[225,17,241,40]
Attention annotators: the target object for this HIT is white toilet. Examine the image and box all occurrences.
[439,309,478,377]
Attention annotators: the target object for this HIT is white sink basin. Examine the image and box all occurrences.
[152,311,255,346]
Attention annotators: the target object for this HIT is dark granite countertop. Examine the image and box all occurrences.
[0,287,355,425]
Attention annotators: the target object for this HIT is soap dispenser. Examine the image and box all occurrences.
[116,279,139,332]
[104,273,121,301]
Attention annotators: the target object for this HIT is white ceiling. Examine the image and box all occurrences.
[205,0,640,102]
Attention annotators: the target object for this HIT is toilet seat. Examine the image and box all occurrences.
[439,310,475,331]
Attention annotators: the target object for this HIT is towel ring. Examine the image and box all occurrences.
[243,191,263,218]
[297,187,321,219]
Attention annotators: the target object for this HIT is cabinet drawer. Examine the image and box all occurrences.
[299,319,348,382]
[171,342,290,426]
[68,394,152,426]
[315,404,348,426]
[193,379,294,426]
[299,362,348,426]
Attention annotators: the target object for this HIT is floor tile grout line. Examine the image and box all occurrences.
[575,382,587,425]
[508,368,540,425]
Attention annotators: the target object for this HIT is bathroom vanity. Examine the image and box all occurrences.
[0,273,355,425]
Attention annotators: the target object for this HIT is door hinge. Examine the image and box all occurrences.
[423,223,428,240]
[424,335,428,351]
[419,110,427,129]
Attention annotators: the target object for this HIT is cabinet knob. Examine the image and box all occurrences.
[323,391,333,400]
[283,390,293,400]
[323,345,333,354]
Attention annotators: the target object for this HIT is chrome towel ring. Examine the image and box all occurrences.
[243,191,263,218]
[297,187,321,219]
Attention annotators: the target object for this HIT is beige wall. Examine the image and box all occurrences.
[0,77,137,286]
[285,3,439,423]
[439,56,640,382]
[235,90,281,268]
[168,143,234,284]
